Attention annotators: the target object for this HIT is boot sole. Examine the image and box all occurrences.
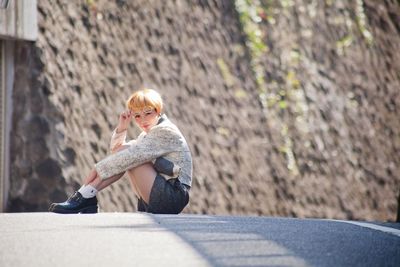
[50,205,98,214]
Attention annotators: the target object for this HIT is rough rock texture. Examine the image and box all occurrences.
[252,0,400,220]
[7,0,400,221]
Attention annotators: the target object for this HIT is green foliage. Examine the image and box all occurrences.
[86,0,96,8]
[234,89,248,99]
[281,0,294,9]
[217,58,235,87]
[325,0,334,6]
[286,71,300,89]
[235,0,268,106]
[289,50,301,66]
[355,0,373,45]
[279,100,288,109]
[217,58,248,100]
[336,35,353,55]
[235,0,301,175]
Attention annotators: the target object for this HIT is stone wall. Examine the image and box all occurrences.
[9,0,271,215]
[248,0,400,220]
[9,41,70,210]
[7,0,400,221]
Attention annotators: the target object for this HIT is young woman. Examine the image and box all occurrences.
[49,88,192,214]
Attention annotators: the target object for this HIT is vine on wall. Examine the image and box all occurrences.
[234,0,300,174]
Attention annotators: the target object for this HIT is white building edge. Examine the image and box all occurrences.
[0,0,37,211]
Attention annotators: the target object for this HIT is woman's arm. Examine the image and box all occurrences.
[110,110,134,153]
[96,125,184,180]
[110,129,128,153]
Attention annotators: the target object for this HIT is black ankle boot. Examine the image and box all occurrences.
[49,192,98,214]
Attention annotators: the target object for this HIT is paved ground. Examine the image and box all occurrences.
[0,213,399,267]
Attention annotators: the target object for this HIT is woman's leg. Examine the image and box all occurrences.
[89,172,125,191]
[82,163,156,203]
[126,163,157,204]
[82,169,98,185]
[77,143,156,201]
[83,144,130,191]
[127,169,141,198]
[50,145,131,213]
[83,163,156,203]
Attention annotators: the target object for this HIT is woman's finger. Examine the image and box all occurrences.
[126,110,133,119]
[121,110,132,120]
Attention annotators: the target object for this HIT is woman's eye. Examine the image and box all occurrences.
[145,112,153,116]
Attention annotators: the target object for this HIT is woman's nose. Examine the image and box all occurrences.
[139,116,147,123]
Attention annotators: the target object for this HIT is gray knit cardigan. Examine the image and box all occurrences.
[95,115,193,187]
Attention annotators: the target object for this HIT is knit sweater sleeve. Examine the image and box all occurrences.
[95,125,181,180]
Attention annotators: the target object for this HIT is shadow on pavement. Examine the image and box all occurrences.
[146,214,400,267]
[65,213,400,267]
[150,215,312,267]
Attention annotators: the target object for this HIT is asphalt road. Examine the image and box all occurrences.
[0,213,399,267]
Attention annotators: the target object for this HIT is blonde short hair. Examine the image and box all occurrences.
[126,88,163,114]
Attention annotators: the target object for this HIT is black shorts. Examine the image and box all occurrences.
[137,174,190,214]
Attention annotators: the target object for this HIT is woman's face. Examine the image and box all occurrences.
[132,106,159,132]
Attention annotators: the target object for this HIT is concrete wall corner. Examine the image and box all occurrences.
[0,0,37,41]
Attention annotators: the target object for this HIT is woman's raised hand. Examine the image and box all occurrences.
[116,110,132,133]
